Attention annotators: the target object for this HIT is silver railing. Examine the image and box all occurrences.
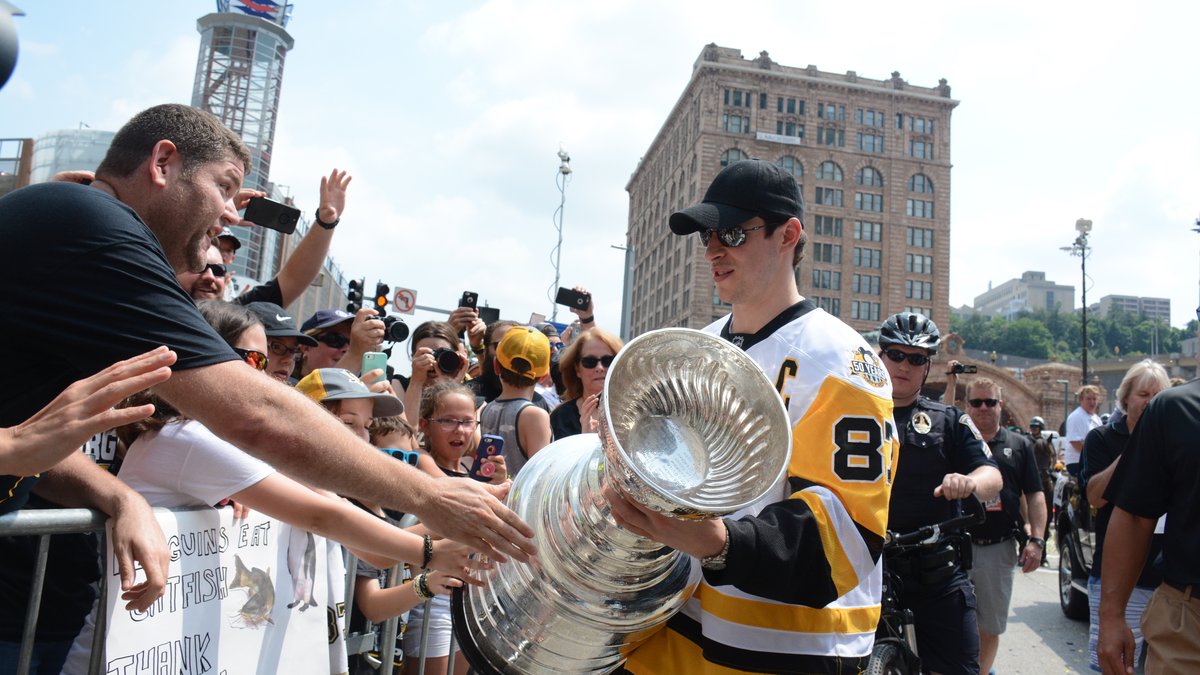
[0,507,455,675]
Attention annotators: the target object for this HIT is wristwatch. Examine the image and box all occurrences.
[1029,537,1045,549]
[315,210,340,230]
[700,524,731,571]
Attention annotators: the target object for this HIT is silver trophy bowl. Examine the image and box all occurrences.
[453,328,791,674]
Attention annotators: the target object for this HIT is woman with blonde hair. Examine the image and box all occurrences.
[549,327,624,439]
[1079,358,1169,671]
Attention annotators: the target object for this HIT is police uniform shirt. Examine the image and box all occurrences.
[970,428,1041,541]
[889,398,995,534]
[1106,379,1200,587]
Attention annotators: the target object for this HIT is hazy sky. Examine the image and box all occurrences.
[5,1,1199,343]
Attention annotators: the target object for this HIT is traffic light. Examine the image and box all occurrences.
[374,282,390,317]
[346,278,365,313]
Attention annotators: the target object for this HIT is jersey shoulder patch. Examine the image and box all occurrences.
[848,346,887,388]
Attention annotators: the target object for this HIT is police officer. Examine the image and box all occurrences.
[878,312,1002,675]
[1029,416,1056,564]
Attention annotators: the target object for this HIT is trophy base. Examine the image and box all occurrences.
[451,585,506,675]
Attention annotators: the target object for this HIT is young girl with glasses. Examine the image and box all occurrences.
[404,380,504,675]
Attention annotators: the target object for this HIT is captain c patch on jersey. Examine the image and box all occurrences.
[849,346,888,388]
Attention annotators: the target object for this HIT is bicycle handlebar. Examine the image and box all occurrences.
[886,494,986,547]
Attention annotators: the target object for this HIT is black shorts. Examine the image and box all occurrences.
[899,569,979,675]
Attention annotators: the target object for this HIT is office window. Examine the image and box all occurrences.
[722,113,750,134]
[817,127,845,147]
[816,161,843,181]
[856,133,885,154]
[905,280,934,301]
[906,199,934,219]
[853,247,882,269]
[855,192,883,212]
[851,301,880,321]
[813,296,841,316]
[909,116,935,134]
[817,102,845,121]
[811,269,841,291]
[759,92,768,109]
[909,140,934,160]
[908,173,934,194]
[852,274,881,296]
[854,220,882,241]
[720,148,747,167]
[813,215,843,237]
[856,167,883,187]
[775,120,805,139]
[905,254,934,275]
[777,155,803,177]
[906,227,934,248]
[857,108,885,128]
[723,88,752,108]
[814,187,843,207]
[813,243,842,264]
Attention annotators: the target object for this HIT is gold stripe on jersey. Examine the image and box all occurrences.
[699,588,881,634]
[624,631,744,675]
[795,489,861,597]
[790,375,897,540]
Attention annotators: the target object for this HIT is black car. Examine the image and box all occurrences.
[1056,472,1092,620]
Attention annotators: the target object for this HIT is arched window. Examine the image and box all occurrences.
[720,148,747,167]
[856,167,883,188]
[817,161,843,182]
[908,173,934,194]
[777,156,803,177]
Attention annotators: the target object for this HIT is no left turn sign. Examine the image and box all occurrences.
[393,287,417,314]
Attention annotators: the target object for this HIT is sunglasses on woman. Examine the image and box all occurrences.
[233,347,268,371]
[579,355,614,369]
[697,223,767,248]
[880,349,931,366]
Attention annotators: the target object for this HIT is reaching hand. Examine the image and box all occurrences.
[428,538,493,587]
[318,169,352,225]
[109,493,170,612]
[418,478,535,565]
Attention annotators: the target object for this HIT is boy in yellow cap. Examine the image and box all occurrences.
[479,326,553,477]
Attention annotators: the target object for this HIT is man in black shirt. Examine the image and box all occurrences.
[0,104,533,552]
[1029,416,1056,564]
[878,312,1001,675]
[1099,379,1200,674]
[964,377,1046,675]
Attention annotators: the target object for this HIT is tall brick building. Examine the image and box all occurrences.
[624,45,957,335]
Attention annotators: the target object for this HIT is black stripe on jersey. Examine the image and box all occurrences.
[659,611,870,675]
[720,299,817,352]
[788,476,885,564]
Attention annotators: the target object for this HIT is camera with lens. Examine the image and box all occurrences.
[951,363,978,374]
[368,315,410,342]
[432,347,461,374]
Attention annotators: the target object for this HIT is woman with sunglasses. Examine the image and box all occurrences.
[549,327,624,440]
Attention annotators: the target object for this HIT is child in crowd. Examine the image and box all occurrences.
[479,326,553,477]
[370,414,443,478]
[62,305,485,675]
[404,380,507,675]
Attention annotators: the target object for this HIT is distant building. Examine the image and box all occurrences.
[624,44,958,335]
[973,270,1074,319]
[1096,294,1170,323]
[28,129,114,183]
[0,137,32,197]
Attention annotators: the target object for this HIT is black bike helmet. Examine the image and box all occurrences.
[878,312,941,354]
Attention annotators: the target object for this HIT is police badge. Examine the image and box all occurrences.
[912,411,932,435]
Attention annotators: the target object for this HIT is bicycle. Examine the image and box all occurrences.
[868,495,986,675]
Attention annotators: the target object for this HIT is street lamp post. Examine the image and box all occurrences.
[1062,218,1092,384]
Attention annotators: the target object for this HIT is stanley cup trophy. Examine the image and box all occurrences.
[452,328,792,674]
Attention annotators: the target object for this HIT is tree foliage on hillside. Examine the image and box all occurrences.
[950,308,1196,361]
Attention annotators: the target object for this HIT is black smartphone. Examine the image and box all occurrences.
[555,287,590,310]
[469,435,504,482]
[243,197,301,234]
[478,306,500,324]
[459,291,479,309]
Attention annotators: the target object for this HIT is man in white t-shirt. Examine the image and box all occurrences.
[1065,384,1102,475]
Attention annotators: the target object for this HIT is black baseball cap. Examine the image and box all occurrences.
[246,302,319,346]
[669,159,804,235]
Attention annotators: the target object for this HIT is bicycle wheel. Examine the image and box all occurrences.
[866,642,909,675]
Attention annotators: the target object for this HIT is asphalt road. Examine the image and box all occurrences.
[991,545,1093,674]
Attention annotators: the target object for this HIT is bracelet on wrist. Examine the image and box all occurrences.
[422,534,433,569]
[412,573,433,601]
[314,210,340,230]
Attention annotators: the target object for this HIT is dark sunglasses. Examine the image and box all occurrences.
[579,355,614,369]
[314,332,351,349]
[880,348,931,366]
[968,398,1000,408]
[267,340,302,360]
[698,223,767,248]
[203,262,228,277]
[233,347,268,371]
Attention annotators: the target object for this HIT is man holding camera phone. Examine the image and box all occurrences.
[0,103,535,572]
